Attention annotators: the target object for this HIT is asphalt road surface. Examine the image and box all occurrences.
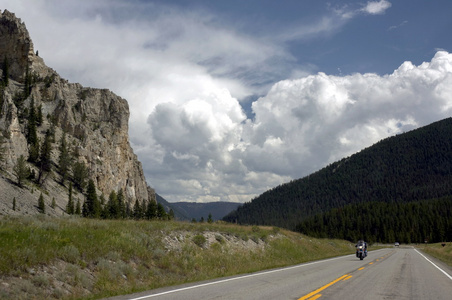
[106,247,452,300]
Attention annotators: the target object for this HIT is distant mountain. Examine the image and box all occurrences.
[155,193,189,220]
[170,201,241,221]
[224,118,452,241]
[155,194,240,221]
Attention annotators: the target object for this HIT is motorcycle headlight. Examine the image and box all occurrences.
[358,246,363,249]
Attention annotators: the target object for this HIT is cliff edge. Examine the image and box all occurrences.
[0,9,155,215]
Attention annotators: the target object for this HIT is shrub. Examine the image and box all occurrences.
[215,234,224,244]
[192,234,206,248]
[60,245,80,264]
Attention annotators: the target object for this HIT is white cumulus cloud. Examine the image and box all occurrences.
[245,51,452,179]
[361,0,392,15]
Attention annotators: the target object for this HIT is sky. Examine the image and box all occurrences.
[1,0,452,203]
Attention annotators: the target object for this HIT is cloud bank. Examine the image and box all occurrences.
[148,51,452,202]
[2,1,452,203]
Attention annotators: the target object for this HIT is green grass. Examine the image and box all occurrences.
[0,216,356,299]
[417,242,452,267]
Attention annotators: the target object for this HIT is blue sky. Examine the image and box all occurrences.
[1,0,452,203]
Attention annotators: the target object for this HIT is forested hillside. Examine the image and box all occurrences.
[224,118,452,238]
[296,197,452,243]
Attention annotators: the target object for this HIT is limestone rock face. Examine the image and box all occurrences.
[0,9,155,213]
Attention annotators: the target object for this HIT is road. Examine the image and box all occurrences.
[106,247,452,300]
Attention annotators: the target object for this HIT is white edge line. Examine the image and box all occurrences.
[414,248,452,281]
[128,253,358,299]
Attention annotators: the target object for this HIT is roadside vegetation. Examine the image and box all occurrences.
[0,215,355,300]
[417,242,452,267]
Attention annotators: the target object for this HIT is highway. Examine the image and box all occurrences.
[106,247,452,300]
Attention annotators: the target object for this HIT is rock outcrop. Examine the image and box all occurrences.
[0,9,155,215]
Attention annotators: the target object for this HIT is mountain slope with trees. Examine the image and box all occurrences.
[224,117,452,241]
[170,201,241,221]
[296,197,452,243]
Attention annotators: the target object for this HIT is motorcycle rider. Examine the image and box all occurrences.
[355,240,368,257]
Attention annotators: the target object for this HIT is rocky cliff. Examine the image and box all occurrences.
[0,9,155,215]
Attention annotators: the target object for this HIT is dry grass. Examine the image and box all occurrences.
[0,215,356,299]
[417,242,452,267]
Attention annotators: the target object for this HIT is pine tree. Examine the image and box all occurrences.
[133,200,142,220]
[58,133,71,184]
[37,130,52,184]
[117,188,125,218]
[51,197,56,209]
[39,129,52,173]
[75,199,81,215]
[27,98,38,145]
[72,161,88,191]
[12,197,16,211]
[157,203,167,220]
[207,213,213,223]
[99,194,106,206]
[13,155,28,187]
[38,193,45,213]
[107,190,119,219]
[146,200,157,220]
[66,182,74,214]
[36,104,43,126]
[26,98,40,164]
[28,140,40,164]
[84,179,100,218]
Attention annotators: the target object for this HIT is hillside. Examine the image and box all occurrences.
[170,201,241,221]
[224,117,452,234]
[297,197,452,243]
[156,194,241,221]
[0,9,155,215]
[0,216,355,299]
[155,193,189,220]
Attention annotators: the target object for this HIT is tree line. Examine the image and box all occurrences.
[295,197,452,244]
[66,178,172,220]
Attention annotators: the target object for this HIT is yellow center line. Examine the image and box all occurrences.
[298,252,391,300]
[298,274,349,300]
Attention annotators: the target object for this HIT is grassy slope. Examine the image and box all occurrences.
[0,216,356,300]
[417,243,452,267]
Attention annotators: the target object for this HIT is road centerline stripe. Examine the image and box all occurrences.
[298,274,349,300]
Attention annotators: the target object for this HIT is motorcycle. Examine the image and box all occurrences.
[355,241,367,260]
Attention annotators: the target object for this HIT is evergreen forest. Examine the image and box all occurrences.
[295,197,452,244]
[224,118,452,242]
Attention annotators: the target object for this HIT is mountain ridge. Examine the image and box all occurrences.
[224,117,452,231]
